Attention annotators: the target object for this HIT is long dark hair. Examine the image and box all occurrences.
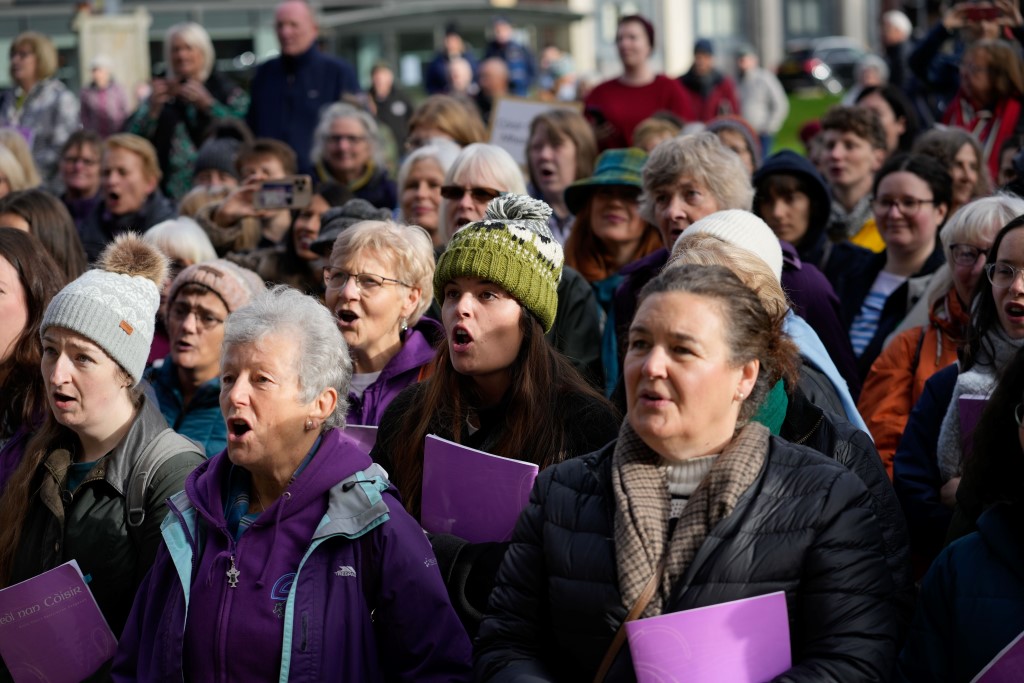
[963,215,1024,370]
[856,84,920,152]
[0,228,65,435]
[388,308,613,518]
[0,189,87,281]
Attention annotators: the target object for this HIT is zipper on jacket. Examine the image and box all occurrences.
[795,413,825,445]
[300,612,308,651]
[214,540,238,682]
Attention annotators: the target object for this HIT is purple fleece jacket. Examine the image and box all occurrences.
[112,428,472,682]
[347,317,443,426]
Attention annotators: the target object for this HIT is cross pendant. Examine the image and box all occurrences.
[226,558,240,588]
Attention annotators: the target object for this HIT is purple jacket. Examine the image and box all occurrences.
[112,428,472,683]
[346,317,442,427]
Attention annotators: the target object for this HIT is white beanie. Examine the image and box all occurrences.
[677,209,784,282]
[41,233,168,386]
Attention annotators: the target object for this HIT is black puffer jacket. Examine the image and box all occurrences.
[475,436,899,682]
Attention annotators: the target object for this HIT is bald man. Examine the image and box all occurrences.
[247,0,360,173]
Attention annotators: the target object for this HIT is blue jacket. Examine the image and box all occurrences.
[112,429,472,682]
[893,363,958,574]
[246,45,360,174]
[897,503,1024,682]
[483,40,535,97]
[146,359,221,457]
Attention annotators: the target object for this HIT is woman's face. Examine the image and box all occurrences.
[960,51,993,104]
[325,248,419,361]
[401,158,445,236]
[442,276,524,387]
[443,167,506,235]
[324,117,371,180]
[715,129,756,176]
[0,255,27,365]
[758,187,812,246]
[528,123,578,205]
[588,186,646,252]
[875,171,947,257]
[949,238,993,307]
[951,143,981,208]
[625,290,757,460]
[60,143,102,198]
[220,333,330,475]
[167,289,229,383]
[857,92,905,154]
[992,227,1024,339]
[170,35,204,80]
[651,174,721,248]
[41,327,133,438]
[9,43,37,88]
[292,194,330,261]
[616,21,651,69]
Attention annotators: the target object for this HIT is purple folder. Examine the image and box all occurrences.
[960,394,988,460]
[420,434,538,543]
[973,628,1024,682]
[0,560,116,683]
[625,591,791,683]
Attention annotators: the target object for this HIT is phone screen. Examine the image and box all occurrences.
[254,176,312,210]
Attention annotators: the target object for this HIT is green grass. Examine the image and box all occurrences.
[770,92,843,155]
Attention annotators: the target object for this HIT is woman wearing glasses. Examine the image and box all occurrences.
[147,259,264,456]
[832,153,952,379]
[323,219,438,426]
[310,102,397,210]
[859,196,1024,478]
[894,214,1024,578]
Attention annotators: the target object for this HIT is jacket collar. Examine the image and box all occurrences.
[101,395,172,494]
[374,317,443,382]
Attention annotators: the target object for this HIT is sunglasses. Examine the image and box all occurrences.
[439,185,506,203]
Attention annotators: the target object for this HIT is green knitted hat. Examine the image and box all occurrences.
[435,194,563,332]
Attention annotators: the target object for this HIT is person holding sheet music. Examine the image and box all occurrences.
[371,193,619,634]
[897,346,1024,682]
[475,264,900,681]
[113,286,471,681]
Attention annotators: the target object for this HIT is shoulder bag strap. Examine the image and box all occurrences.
[592,555,667,683]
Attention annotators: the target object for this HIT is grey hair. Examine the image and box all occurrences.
[855,53,890,84]
[440,143,527,241]
[883,11,913,38]
[223,285,352,430]
[143,217,217,265]
[164,22,215,82]
[640,132,754,224]
[396,139,462,219]
[310,102,385,170]
[940,193,1024,259]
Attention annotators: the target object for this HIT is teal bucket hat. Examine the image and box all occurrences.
[563,147,647,215]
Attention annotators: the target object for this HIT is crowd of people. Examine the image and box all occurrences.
[2,0,1024,680]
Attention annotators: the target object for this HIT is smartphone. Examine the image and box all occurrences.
[253,175,313,210]
[965,5,1001,22]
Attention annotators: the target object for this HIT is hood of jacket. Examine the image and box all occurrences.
[378,316,443,382]
[753,150,832,258]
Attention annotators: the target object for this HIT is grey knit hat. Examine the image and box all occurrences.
[41,233,168,386]
[311,198,393,256]
[193,138,241,181]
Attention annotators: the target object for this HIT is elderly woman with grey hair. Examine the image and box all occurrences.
[113,285,472,681]
[312,102,397,210]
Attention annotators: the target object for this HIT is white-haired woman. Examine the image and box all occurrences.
[312,102,396,210]
[397,139,460,246]
[125,22,249,200]
[114,286,472,681]
[325,220,440,425]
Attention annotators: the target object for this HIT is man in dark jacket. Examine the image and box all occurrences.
[246,0,360,174]
[678,39,740,123]
[483,16,535,97]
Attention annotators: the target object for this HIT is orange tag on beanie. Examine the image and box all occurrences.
[119,320,134,335]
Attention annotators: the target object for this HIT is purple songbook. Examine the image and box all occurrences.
[344,425,379,456]
[973,628,1024,682]
[420,434,538,543]
[0,560,116,683]
[960,394,988,460]
[625,591,791,683]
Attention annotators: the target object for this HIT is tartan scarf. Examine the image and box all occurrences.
[611,419,769,618]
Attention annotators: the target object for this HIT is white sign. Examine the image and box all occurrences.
[488,96,582,168]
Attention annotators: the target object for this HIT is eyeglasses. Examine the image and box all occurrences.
[168,302,225,329]
[871,196,936,217]
[949,243,989,267]
[62,156,99,167]
[326,134,367,145]
[323,269,410,293]
[439,185,506,203]
[986,262,1024,288]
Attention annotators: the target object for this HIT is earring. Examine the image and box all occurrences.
[400,317,408,333]
[735,391,745,401]
[305,418,314,431]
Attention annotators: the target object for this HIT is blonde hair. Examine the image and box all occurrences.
[104,133,162,184]
[178,184,232,218]
[408,95,488,147]
[329,220,436,323]
[143,217,217,266]
[667,232,790,319]
[0,129,41,188]
[11,32,57,81]
[164,22,216,82]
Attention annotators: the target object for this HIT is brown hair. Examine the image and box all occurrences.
[526,109,598,190]
[967,39,1024,102]
[387,310,614,518]
[564,198,663,282]
[0,189,86,281]
[235,138,298,177]
[408,95,488,147]
[821,105,888,151]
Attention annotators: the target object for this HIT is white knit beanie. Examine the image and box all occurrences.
[41,233,168,386]
[678,209,784,282]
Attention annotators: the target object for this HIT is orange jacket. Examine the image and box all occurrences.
[858,289,967,478]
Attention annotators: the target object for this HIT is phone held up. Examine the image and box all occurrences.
[253,175,314,211]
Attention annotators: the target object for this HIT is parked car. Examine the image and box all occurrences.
[776,37,867,94]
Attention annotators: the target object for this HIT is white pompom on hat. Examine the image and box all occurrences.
[678,209,784,282]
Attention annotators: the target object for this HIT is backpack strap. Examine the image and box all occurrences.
[126,428,203,531]
[909,324,928,377]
